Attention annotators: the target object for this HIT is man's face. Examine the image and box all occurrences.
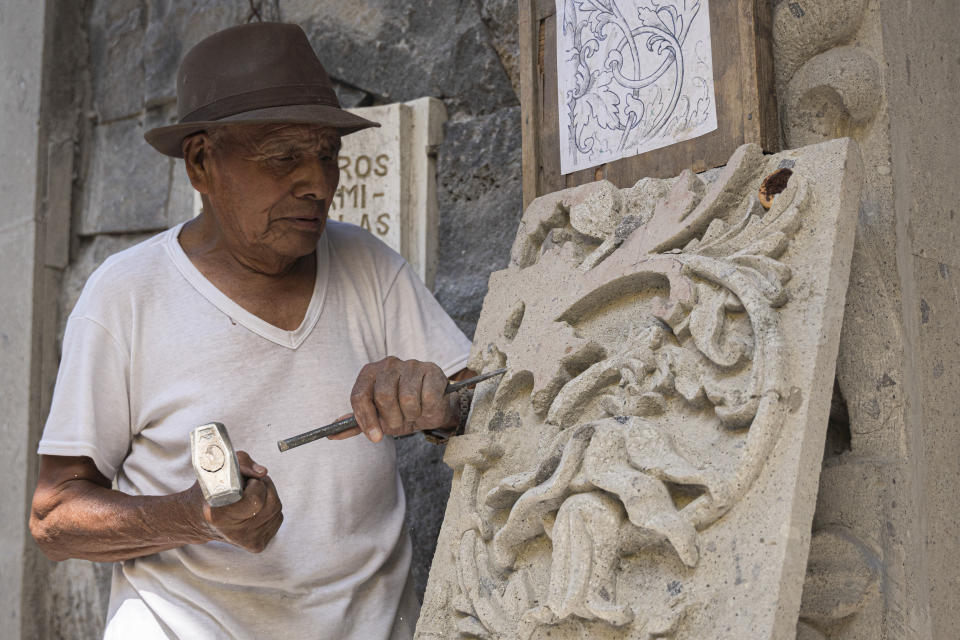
[199,124,341,267]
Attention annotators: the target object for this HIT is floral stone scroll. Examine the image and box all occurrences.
[415,139,862,640]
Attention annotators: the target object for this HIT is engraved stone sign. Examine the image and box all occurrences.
[334,98,446,289]
[416,138,862,639]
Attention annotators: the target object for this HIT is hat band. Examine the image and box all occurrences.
[180,84,341,123]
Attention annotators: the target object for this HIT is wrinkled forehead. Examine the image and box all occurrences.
[219,123,341,153]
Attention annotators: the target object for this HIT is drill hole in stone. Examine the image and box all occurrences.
[758,168,793,209]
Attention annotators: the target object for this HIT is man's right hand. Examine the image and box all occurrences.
[30,452,283,563]
[192,450,283,553]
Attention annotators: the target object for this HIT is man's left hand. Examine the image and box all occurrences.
[334,357,459,443]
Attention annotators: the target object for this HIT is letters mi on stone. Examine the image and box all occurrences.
[416,139,863,639]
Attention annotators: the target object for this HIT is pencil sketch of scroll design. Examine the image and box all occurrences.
[450,145,805,638]
[561,0,713,157]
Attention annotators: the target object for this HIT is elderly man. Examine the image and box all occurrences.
[29,23,473,639]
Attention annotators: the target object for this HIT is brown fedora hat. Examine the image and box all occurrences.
[144,22,379,158]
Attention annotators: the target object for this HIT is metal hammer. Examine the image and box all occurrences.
[190,422,243,507]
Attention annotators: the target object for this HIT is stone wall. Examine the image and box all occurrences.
[35,1,522,637]
[0,2,46,639]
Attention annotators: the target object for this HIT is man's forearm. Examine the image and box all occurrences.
[31,480,211,563]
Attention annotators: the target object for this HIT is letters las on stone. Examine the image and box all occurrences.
[416,139,862,639]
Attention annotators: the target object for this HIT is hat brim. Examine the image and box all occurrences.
[144,103,380,158]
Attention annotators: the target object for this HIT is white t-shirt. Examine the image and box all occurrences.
[38,221,471,639]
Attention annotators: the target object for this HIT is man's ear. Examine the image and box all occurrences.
[182,133,212,194]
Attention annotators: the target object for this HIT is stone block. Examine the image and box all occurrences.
[286,0,516,117]
[396,434,453,602]
[0,2,44,635]
[88,0,146,121]
[143,0,245,106]
[82,118,172,235]
[332,98,446,288]
[802,458,889,639]
[782,47,881,149]
[416,139,863,639]
[772,0,869,86]
[477,0,521,100]
[434,106,523,337]
[0,220,37,639]
[913,254,960,636]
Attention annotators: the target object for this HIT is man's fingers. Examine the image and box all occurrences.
[421,365,448,415]
[265,511,283,538]
[373,369,404,435]
[241,477,267,518]
[350,369,384,442]
[235,450,267,478]
[256,511,284,552]
[398,362,425,425]
[257,474,280,510]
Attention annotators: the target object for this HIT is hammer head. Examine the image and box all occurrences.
[190,422,243,507]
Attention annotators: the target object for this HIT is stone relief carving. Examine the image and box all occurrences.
[773,0,881,149]
[416,139,862,640]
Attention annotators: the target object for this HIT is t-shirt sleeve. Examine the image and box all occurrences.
[382,264,472,377]
[38,316,132,481]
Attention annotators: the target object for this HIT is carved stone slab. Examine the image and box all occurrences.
[416,138,862,640]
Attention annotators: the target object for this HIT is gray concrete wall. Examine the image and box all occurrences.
[880,1,960,636]
[0,1,46,637]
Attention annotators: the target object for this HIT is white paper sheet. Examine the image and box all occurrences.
[556,0,718,174]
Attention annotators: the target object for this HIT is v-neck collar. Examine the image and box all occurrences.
[163,222,329,350]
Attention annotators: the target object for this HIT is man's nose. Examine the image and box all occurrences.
[292,156,338,200]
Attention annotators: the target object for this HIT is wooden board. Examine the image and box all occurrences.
[519,0,779,209]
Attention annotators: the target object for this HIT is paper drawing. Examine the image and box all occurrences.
[556,0,718,174]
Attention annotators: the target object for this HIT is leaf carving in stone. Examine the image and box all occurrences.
[419,140,863,640]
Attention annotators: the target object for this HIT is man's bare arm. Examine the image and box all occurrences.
[30,453,282,563]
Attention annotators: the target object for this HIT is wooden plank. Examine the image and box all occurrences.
[744,0,780,151]
[737,0,760,146]
[538,13,564,196]
[519,0,541,210]
[535,0,556,21]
